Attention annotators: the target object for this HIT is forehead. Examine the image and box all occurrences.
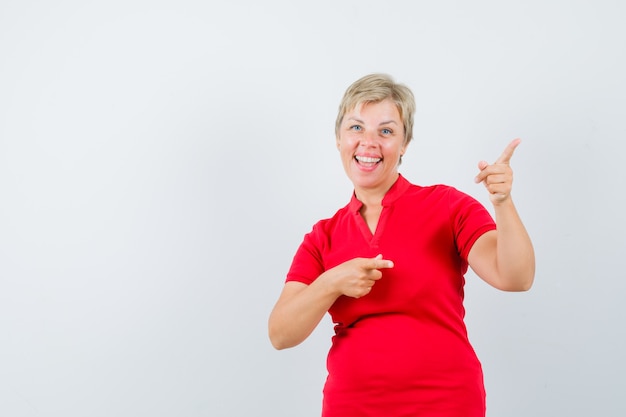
[345,99,402,120]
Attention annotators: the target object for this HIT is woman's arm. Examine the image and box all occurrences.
[468,200,535,291]
[268,280,338,350]
[268,255,393,349]
[468,139,535,291]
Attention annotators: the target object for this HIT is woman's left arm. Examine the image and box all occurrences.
[468,139,536,291]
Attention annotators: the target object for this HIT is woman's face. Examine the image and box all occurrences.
[336,99,406,195]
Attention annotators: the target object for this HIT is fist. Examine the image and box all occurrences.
[330,254,394,298]
[474,138,521,205]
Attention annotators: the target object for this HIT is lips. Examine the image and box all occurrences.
[355,155,382,165]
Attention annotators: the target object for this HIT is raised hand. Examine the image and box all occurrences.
[328,254,394,298]
[474,138,521,205]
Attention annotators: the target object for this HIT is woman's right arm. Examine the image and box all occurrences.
[268,255,394,350]
[268,280,340,350]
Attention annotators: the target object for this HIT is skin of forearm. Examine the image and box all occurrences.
[493,198,536,291]
[269,274,340,350]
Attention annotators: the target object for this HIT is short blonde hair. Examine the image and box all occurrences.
[335,73,416,145]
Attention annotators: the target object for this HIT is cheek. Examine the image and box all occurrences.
[382,142,403,154]
[340,149,354,162]
[338,135,358,151]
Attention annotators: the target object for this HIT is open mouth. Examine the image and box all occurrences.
[355,155,382,166]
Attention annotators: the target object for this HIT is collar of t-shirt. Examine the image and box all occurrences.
[347,174,412,214]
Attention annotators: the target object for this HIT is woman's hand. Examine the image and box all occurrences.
[268,254,394,349]
[469,138,535,292]
[326,254,394,298]
[474,138,520,205]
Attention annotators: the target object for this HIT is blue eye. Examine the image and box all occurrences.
[381,128,392,135]
[350,125,362,131]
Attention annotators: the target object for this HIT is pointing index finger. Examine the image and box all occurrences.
[370,254,394,269]
[495,138,522,164]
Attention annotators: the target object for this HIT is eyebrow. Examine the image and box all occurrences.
[347,117,399,126]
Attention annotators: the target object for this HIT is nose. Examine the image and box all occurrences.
[359,131,378,147]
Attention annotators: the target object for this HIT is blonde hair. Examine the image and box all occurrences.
[335,73,416,145]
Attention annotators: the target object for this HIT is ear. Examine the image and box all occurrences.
[336,136,341,150]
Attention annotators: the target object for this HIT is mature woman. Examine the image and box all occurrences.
[268,74,535,417]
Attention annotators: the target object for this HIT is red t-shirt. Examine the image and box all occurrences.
[286,175,496,417]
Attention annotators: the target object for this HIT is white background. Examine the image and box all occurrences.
[1,1,624,416]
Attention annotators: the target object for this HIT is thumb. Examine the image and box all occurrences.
[474,161,489,183]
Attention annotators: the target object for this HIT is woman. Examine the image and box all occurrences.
[268,74,535,417]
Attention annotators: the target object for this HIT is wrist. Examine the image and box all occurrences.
[491,194,514,208]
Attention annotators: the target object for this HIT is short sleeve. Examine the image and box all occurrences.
[447,188,496,262]
[285,222,326,285]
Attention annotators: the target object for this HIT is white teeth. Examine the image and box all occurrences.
[355,156,381,163]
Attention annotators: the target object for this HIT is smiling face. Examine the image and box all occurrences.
[336,98,407,197]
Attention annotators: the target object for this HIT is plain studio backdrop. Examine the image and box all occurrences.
[1,1,624,416]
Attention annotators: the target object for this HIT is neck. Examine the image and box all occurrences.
[354,173,399,209]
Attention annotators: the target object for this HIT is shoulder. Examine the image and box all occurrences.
[306,202,352,238]
[399,181,490,224]
[415,183,481,205]
[400,181,460,204]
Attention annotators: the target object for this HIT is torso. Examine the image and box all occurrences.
[286,176,497,417]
